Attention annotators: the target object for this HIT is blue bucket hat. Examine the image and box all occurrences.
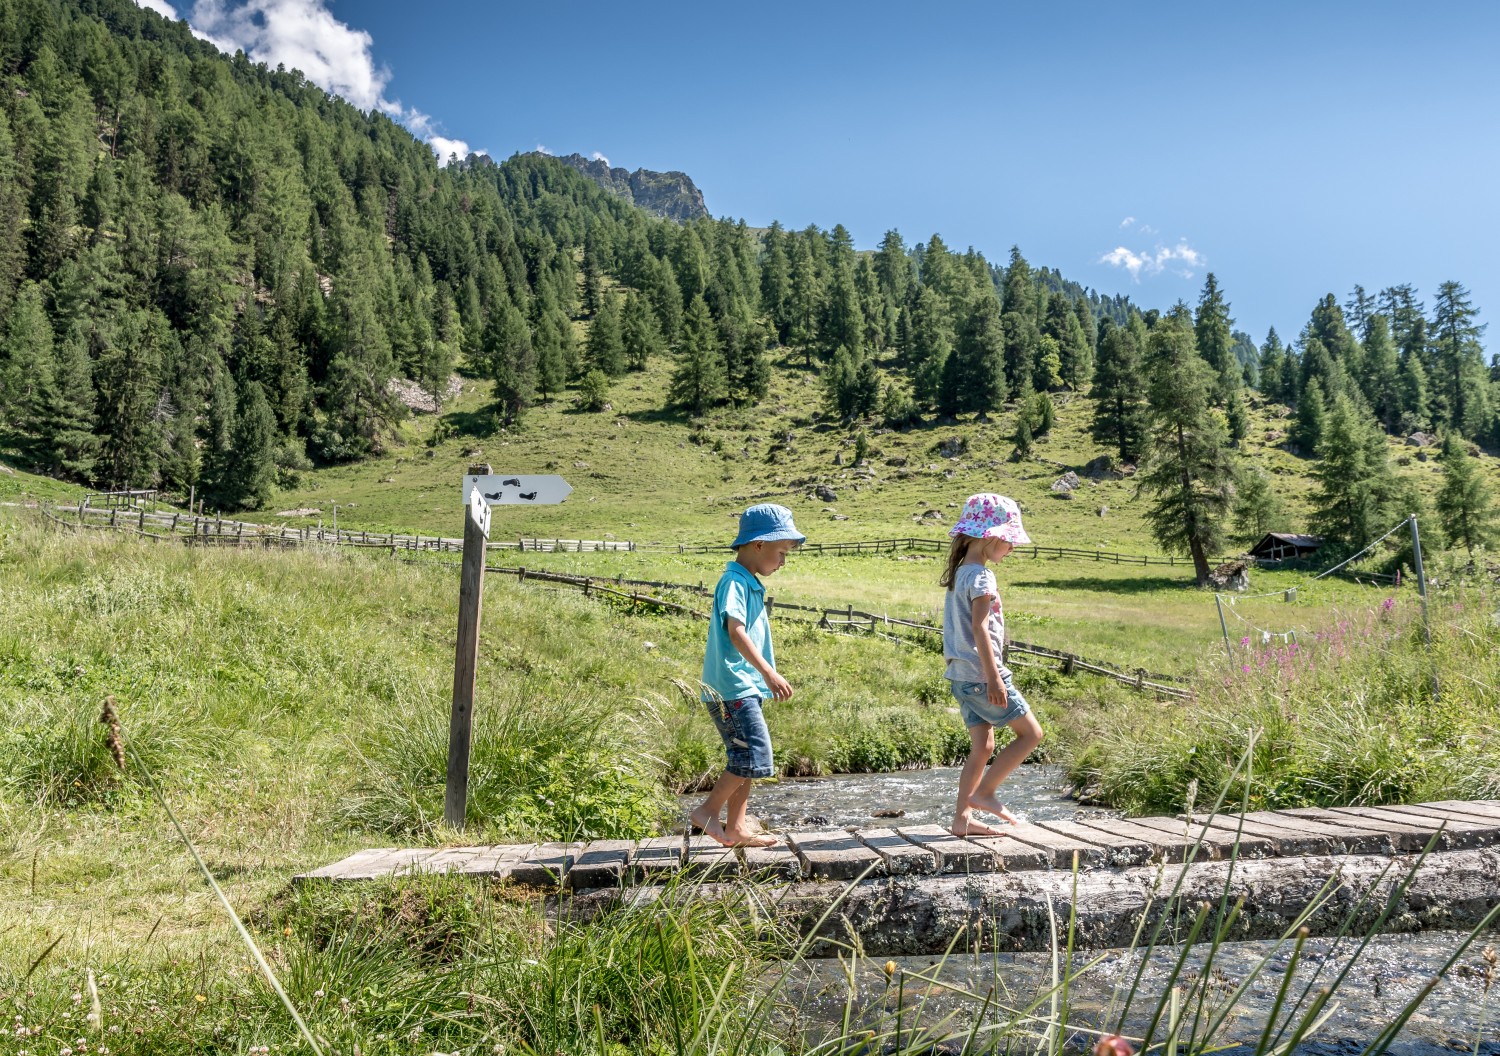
[731,503,806,549]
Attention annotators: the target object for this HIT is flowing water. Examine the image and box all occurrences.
[682,765,1500,1053]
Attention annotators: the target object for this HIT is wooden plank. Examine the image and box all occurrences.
[896,825,996,874]
[410,846,492,873]
[1379,803,1500,838]
[786,830,885,880]
[1103,816,1273,861]
[1324,806,1500,851]
[1399,801,1500,827]
[565,840,638,890]
[961,832,1051,872]
[1226,810,1398,855]
[445,844,536,877]
[1422,800,1500,822]
[297,847,407,881]
[629,835,686,881]
[994,822,1112,868]
[508,842,583,888]
[684,835,742,880]
[856,828,938,876]
[1035,820,1157,867]
[1272,807,1435,853]
[1187,813,1343,857]
[739,841,805,881]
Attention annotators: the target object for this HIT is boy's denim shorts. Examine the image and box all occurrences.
[705,695,775,779]
[948,675,1030,729]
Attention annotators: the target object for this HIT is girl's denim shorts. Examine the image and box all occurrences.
[704,695,775,778]
[948,674,1030,729]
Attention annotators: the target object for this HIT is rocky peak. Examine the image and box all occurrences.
[544,152,709,222]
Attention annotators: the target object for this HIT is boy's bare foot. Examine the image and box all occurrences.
[726,830,780,848]
[950,815,1005,837]
[967,793,1019,825]
[688,807,719,835]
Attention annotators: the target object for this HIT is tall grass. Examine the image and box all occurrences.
[1068,584,1500,814]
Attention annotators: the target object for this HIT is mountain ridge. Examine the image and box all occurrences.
[536,152,710,222]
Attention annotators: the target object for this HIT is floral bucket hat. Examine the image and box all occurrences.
[948,493,1031,546]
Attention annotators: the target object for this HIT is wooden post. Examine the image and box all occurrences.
[445,464,491,829]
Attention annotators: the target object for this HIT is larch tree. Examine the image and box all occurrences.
[1089,315,1148,463]
[1138,305,1236,587]
[1435,434,1497,553]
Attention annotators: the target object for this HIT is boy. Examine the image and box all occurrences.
[689,503,803,848]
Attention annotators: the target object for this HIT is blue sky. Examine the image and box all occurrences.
[141,0,1500,346]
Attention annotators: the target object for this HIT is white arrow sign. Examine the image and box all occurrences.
[462,474,573,506]
[468,485,491,538]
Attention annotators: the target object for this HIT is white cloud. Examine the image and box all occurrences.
[1099,240,1206,281]
[131,0,472,163]
[428,136,473,166]
[535,143,553,155]
[1119,216,1135,229]
[590,151,610,166]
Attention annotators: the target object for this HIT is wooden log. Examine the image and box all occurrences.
[855,828,938,875]
[896,824,996,873]
[785,829,883,880]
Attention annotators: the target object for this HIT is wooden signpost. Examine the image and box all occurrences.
[445,466,572,829]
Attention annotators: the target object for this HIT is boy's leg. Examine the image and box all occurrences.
[691,772,746,841]
[952,723,1006,836]
[969,712,1044,821]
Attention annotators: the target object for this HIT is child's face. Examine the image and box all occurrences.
[741,539,796,576]
[985,537,1014,562]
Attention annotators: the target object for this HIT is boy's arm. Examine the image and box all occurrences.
[970,593,1008,709]
[727,617,793,701]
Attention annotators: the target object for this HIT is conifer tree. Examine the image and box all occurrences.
[1256,328,1287,402]
[1292,377,1327,455]
[38,323,97,479]
[586,291,625,376]
[1138,305,1236,586]
[1090,316,1148,463]
[532,309,568,401]
[824,346,879,421]
[873,229,910,307]
[481,303,536,426]
[621,290,665,372]
[668,295,725,415]
[760,222,792,342]
[1431,280,1490,437]
[952,294,1007,420]
[1231,467,1285,544]
[227,379,277,509]
[1194,273,1239,404]
[1397,345,1431,430]
[1360,314,1401,430]
[1436,433,1497,553]
[0,283,56,435]
[1310,393,1398,551]
[906,286,952,408]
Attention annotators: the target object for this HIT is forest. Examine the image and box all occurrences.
[0,0,1496,579]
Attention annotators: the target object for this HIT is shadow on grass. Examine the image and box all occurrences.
[440,405,499,439]
[1010,573,1198,595]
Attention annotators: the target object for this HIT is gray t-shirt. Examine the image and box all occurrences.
[943,563,1011,683]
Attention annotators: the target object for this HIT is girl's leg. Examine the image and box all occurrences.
[691,773,745,840]
[951,723,1005,836]
[969,713,1044,822]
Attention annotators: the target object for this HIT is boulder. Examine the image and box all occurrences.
[1406,432,1437,447]
[1082,456,1125,480]
[815,485,838,502]
[1051,471,1081,493]
[937,436,967,459]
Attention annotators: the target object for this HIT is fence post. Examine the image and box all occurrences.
[1409,514,1438,700]
[1214,594,1232,659]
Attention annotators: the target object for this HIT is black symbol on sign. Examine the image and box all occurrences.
[520,491,537,501]
[503,478,521,486]
[484,491,502,500]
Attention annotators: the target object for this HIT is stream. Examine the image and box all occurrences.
[681,765,1500,1052]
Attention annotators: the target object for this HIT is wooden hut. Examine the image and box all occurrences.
[1248,533,1323,563]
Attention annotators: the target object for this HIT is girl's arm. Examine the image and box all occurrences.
[727,618,794,700]
[970,593,1008,709]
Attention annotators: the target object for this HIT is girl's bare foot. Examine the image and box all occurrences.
[725,829,780,848]
[950,815,1005,837]
[967,793,1019,825]
[688,807,718,835]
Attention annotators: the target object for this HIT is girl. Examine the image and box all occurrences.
[941,493,1045,836]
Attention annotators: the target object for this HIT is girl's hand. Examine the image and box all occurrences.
[766,671,794,701]
[987,681,1007,710]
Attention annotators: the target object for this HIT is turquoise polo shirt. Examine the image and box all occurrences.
[700,560,774,702]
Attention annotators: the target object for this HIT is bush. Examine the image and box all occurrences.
[577,369,611,412]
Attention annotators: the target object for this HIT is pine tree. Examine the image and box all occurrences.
[481,303,536,426]
[1397,345,1431,430]
[873,229,910,306]
[621,290,665,372]
[1090,315,1148,463]
[37,323,97,479]
[532,309,568,401]
[1257,328,1287,402]
[824,346,879,421]
[1292,377,1327,456]
[586,290,625,376]
[1360,314,1401,430]
[906,286,952,408]
[760,222,792,342]
[1431,280,1490,438]
[1194,273,1239,404]
[1232,467,1285,545]
[226,379,277,509]
[952,294,1006,420]
[1310,393,1398,552]
[0,282,56,434]
[1138,305,1236,586]
[1435,434,1497,553]
[668,295,725,415]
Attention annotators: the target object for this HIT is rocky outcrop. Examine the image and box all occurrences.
[546,153,708,221]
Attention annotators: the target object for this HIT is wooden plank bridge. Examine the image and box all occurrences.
[298,801,1500,953]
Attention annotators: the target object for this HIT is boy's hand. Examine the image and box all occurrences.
[765,671,794,701]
